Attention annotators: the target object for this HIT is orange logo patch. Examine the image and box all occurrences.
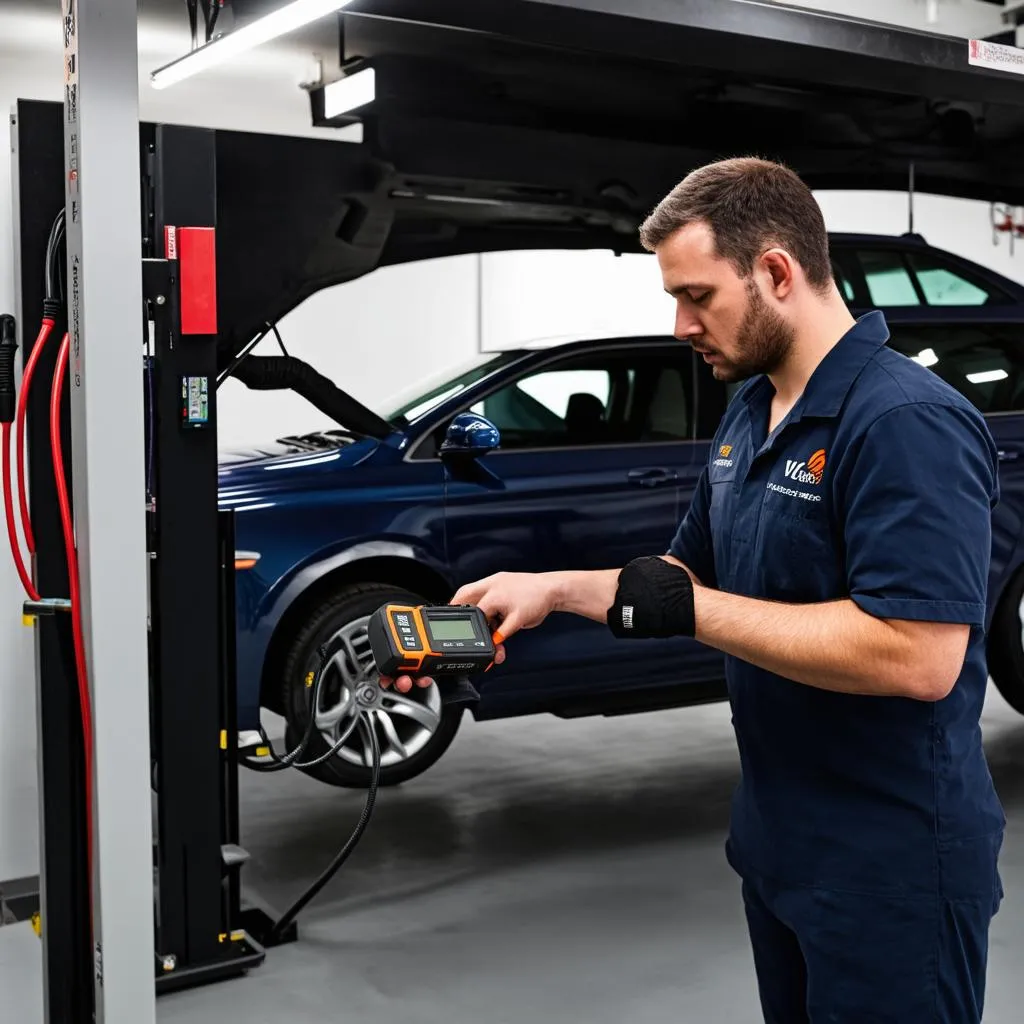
[807,449,827,484]
[719,444,733,458]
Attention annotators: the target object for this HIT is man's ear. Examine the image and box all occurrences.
[761,248,796,298]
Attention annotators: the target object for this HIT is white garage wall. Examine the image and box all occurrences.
[0,0,1018,880]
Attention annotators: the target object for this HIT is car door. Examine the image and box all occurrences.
[428,341,707,697]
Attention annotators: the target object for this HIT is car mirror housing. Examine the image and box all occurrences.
[440,413,501,459]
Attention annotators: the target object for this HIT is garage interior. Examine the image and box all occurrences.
[2,1,1024,1022]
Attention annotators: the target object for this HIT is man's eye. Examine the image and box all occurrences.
[691,291,711,305]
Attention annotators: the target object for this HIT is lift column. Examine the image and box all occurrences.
[61,1,156,1021]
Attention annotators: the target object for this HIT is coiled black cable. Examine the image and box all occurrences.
[267,722,381,944]
[239,640,384,942]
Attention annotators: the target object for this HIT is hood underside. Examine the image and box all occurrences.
[22,2,1024,364]
[212,0,1024,359]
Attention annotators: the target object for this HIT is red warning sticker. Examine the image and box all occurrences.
[968,39,1024,76]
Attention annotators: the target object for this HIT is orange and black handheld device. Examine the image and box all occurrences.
[368,604,498,678]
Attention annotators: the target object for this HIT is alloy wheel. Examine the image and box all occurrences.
[310,615,444,769]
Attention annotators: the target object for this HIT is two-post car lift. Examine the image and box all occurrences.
[8,2,1024,1022]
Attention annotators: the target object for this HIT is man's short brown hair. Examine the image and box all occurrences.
[639,157,833,291]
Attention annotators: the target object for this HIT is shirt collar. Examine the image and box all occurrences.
[738,310,890,421]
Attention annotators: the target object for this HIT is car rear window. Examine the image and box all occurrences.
[887,322,1024,414]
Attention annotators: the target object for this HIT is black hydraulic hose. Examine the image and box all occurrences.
[0,315,16,424]
[267,722,381,944]
[229,355,394,439]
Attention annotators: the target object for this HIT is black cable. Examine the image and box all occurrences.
[215,323,274,387]
[270,323,289,358]
[186,0,198,50]
[239,645,332,773]
[267,720,381,943]
[207,0,221,41]
[44,209,65,305]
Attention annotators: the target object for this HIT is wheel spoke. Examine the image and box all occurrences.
[382,691,442,732]
[314,683,353,732]
[374,710,409,760]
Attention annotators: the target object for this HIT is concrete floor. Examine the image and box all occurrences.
[3,689,1023,1022]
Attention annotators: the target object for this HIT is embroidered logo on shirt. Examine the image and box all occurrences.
[719,444,733,458]
[784,448,827,486]
[713,443,735,468]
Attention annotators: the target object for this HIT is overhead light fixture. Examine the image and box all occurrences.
[967,369,1009,384]
[912,348,939,368]
[322,67,376,119]
[151,0,355,90]
[309,63,378,126]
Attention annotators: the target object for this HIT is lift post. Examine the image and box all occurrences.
[60,0,156,1021]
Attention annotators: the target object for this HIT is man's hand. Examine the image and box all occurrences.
[380,568,623,694]
[380,572,562,694]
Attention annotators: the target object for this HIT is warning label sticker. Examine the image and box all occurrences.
[968,39,1024,76]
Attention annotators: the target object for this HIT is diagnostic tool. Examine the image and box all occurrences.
[368,604,498,706]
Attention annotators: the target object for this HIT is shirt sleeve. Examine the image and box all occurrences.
[667,466,717,589]
[838,401,998,626]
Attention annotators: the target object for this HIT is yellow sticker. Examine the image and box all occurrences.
[255,746,270,757]
[31,911,41,937]
[305,671,315,689]
[22,615,36,627]
[219,730,228,750]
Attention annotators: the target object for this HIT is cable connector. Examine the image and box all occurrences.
[42,299,62,324]
[0,315,17,424]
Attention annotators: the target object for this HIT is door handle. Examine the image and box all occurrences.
[998,450,1019,462]
[627,467,678,488]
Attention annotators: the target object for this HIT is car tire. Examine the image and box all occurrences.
[279,582,464,788]
[987,569,1024,716]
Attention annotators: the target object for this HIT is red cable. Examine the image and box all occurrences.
[3,422,40,600]
[51,332,93,882]
[2,320,53,602]
[18,319,55,554]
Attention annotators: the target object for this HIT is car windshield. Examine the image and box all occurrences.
[385,352,521,426]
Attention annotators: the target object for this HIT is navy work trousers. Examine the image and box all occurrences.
[740,872,1001,1023]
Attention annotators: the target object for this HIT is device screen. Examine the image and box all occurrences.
[428,618,479,642]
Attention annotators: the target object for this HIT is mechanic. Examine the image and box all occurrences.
[382,158,1006,1023]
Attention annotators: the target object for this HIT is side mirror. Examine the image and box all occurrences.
[440,413,501,459]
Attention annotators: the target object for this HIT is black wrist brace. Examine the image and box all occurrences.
[607,556,696,639]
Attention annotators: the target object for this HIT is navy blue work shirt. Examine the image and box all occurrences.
[670,311,1005,899]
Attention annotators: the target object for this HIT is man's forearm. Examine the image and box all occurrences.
[693,587,950,699]
[548,569,620,624]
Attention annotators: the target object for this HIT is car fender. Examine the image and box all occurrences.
[259,536,452,635]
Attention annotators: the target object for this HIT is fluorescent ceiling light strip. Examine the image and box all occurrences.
[151,0,354,89]
[322,67,376,118]
[967,369,1009,384]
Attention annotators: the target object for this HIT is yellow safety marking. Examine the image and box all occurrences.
[230,930,245,942]
[22,615,36,627]
[305,671,314,689]
[220,730,227,750]
[31,911,41,937]
[255,746,270,757]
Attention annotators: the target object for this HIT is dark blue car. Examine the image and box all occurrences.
[220,233,1024,787]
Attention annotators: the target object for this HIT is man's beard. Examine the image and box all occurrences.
[711,281,795,382]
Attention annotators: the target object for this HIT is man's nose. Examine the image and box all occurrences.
[674,308,703,340]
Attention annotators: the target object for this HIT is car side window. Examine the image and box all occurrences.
[434,347,699,452]
[859,250,922,306]
[905,253,1009,306]
[886,323,1024,414]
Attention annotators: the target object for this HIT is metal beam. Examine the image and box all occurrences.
[61,1,156,1021]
